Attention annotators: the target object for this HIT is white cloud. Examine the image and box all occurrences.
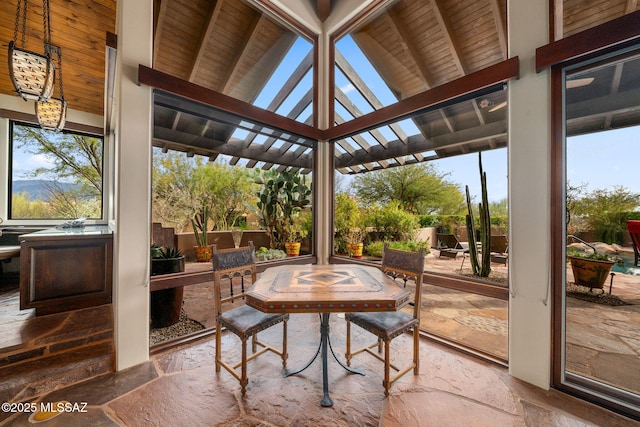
[26,154,56,168]
[339,83,355,94]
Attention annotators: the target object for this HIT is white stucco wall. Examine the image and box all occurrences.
[112,0,153,370]
[507,0,552,389]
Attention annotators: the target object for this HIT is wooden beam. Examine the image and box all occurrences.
[603,62,625,129]
[139,65,323,141]
[488,0,508,58]
[189,0,224,82]
[324,57,519,141]
[316,0,331,22]
[626,0,638,14]
[386,9,432,88]
[553,0,563,41]
[152,0,171,67]
[220,14,264,93]
[430,0,467,76]
[536,10,640,72]
[335,121,506,169]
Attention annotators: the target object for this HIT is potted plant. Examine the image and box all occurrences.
[567,248,620,292]
[191,206,212,262]
[346,224,366,258]
[150,244,186,328]
[283,211,307,257]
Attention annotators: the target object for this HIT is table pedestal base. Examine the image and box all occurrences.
[283,313,364,407]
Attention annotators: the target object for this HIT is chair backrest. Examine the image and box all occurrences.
[436,233,463,249]
[211,242,256,315]
[381,243,426,320]
[490,235,508,254]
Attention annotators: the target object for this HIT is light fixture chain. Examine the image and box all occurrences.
[13,0,28,46]
[56,47,64,98]
[43,0,51,47]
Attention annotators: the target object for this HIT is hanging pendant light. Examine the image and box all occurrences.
[36,44,66,131]
[8,0,55,102]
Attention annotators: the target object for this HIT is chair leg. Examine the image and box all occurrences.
[383,339,390,397]
[282,318,288,368]
[252,334,257,353]
[413,327,420,375]
[241,337,248,395]
[378,337,383,354]
[215,324,221,373]
[345,319,352,367]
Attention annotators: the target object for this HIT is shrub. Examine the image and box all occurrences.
[366,240,430,257]
[364,202,418,241]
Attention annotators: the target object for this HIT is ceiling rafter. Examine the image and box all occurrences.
[189,0,224,82]
[603,62,624,129]
[386,8,433,90]
[626,0,638,14]
[220,14,265,93]
[335,51,410,144]
[488,0,508,59]
[241,53,313,149]
[430,0,468,76]
[152,0,171,67]
[335,120,507,169]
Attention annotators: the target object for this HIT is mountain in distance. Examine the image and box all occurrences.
[12,180,79,201]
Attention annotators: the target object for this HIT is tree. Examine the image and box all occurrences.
[352,163,466,215]
[13,124,103,218]
[573,185,640,243]
[152,152,256,232]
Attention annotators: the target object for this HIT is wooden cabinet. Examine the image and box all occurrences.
[20,226,113,316]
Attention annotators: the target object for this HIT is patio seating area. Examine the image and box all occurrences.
[2,311,637,426]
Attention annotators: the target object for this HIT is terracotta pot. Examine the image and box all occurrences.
[285,242,301,257]
[569,256,615,290]
[347,242,364,258]
[194,245,212,262]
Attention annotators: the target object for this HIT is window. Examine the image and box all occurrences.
[9,122,104,220]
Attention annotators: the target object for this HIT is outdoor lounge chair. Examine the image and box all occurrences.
[489,235,508,265]
[435,233,469,258]
[627,220,640,267]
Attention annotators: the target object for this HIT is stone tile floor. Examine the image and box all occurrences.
[2,312,639,426]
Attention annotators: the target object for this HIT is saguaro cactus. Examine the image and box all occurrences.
[465,152,491,277]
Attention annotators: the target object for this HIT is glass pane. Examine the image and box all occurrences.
[333,87,509,361]
[10,123,103,220]
[564,51,640,402]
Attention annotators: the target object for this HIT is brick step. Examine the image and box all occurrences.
[0,341,114,403]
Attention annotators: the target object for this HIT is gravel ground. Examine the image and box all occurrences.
[150,309,205,345]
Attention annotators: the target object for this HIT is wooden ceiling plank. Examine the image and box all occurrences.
[220,14,265,93]
[488,0,508,58]
[626,0,638,13]
[153,0,172,66]
[430,0,468,76]
[386,8,433,89]
[189,0,224,82]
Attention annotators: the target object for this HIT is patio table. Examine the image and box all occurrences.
[246,264,410,406]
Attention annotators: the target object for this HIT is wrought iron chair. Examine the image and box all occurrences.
[212,242,288,394]
[345,244,426,396]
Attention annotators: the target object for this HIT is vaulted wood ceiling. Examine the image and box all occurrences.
[1,0,639,173]
[0,0,116,117]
